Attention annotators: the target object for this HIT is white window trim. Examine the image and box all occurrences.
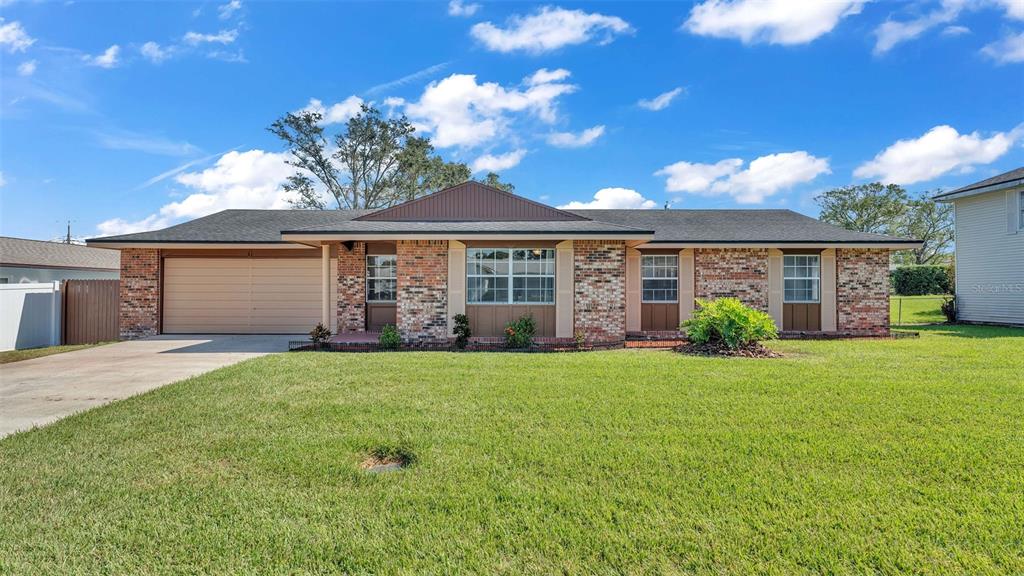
[641,255,679,303]
[783,254,821,304]
[466,248,555,305]
[1019,190,1023,231]
[365,254,397,303]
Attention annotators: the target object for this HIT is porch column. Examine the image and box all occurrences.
[678,248,695,326]
[625,247,641,332]
[321,244,331,327]
[447,240,466,337]
[821,248,837,331]
[555,240,574,338]
[767,248,783,330]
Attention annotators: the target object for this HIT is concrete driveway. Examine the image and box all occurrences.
[0,335,294,438]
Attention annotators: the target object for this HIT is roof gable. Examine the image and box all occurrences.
[356,181,589,222]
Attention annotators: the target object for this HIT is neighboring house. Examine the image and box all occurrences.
[934,167,1024,326]
[0,236,120,284]
[87,182,919,342]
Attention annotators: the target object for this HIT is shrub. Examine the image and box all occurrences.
[378,324,401,351]
[891,265,951,296]
[945,262,956,294]
[504,315,536,349]
[941,297,957,323]
[309,323,332,346]
[452,313,471,349]
[681,298,778,349]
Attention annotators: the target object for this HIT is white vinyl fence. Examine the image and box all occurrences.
[0,282,62,351]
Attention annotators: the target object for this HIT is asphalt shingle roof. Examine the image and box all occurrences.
[1,236,120,269]
[933,166,1024,199]
[87,207,915,245]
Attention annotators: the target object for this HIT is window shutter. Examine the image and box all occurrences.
[1009,190,1021,234]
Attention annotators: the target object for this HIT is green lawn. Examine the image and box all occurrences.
[2,325,1023,574]
[0,341,112,364]
[891,294,951,325]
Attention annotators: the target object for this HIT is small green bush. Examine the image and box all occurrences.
[504,315,536,349]
[378,324,401,350]
[452,313,471,349]
[941,297,957,323]
[891,265,952,296]
[682,298,778,349]
[309,323,332,345]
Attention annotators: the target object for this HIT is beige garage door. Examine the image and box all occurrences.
[164,257,334,334]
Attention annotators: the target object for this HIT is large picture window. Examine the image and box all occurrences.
[784,254,820,303]
[641,255,678,302]
[467,248,554,304]
[366,255,397,302]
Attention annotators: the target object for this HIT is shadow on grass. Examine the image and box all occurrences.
[901,323,1024,339]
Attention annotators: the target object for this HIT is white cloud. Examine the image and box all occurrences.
[183,29,238,45]
[83,45,120,68]
[301,96,364,124]
[637,87,684,111]
[982,31,1024,64]
[218,0,242,19]
[873,1,961,55]
[854,124,1022,184]
[547,125,605,148]
[994,0,1024,20]
[471,6,633,54]
[526,67,571,86]
[0,19,35,52]
[447,0,480,17]
[94,129,200,156]
[470,149,527,173]
[402,69,576,148]
[656,152,830,204]
[655,158,743,193]
[941,25,971,36]
[684,0,864,45]
[206,49,247,63]
[96,149,296,236]
[365,61,450,95]
[558,187,657,210]
[140,41,171,63]
[16,59,36,76]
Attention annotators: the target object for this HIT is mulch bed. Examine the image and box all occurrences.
[675,340,782,358]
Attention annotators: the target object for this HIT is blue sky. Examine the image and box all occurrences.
[1,0,1022,241]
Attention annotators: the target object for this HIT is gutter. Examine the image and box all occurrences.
[933,177,1024,202]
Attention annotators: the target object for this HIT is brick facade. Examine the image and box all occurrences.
[119,248,160,339]
[573,240,626,343]
[396,240,448,343]
[337,242,366,332]
[694,248,769,311]
[837,248,890,335]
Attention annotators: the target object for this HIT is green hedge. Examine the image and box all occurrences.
[890,265,953,296]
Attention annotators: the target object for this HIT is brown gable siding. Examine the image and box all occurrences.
[357,181,588,222]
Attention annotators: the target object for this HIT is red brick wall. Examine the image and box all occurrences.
[396,240,448,343]
[119,248,160,339]
[574,240,626,343]
[837,248,890,335]
[337,242,366,332]
[694,248,769,311]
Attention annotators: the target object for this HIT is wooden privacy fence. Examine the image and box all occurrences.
[61,279,119,345]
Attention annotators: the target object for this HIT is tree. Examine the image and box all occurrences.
[479,171,515,192]
[269,104,475,209]
[815,182,909,235]
[895,191,954,265]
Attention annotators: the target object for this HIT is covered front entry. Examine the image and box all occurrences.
[163,257,329,334]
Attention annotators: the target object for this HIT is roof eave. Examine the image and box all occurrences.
[933,177,1024,202]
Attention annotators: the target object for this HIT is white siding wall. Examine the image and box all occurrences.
[953,188,1024,325]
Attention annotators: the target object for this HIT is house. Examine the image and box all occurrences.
[86,182,919,343]
[933,167,1024,326]
[0,236,120,284]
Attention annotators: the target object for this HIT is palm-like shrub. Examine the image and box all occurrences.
[682,298,778,349]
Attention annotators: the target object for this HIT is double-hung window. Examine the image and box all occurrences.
[467,248,554,304]
[641,255,678,302]
[783,254,820,303]
[366,255,397,302]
